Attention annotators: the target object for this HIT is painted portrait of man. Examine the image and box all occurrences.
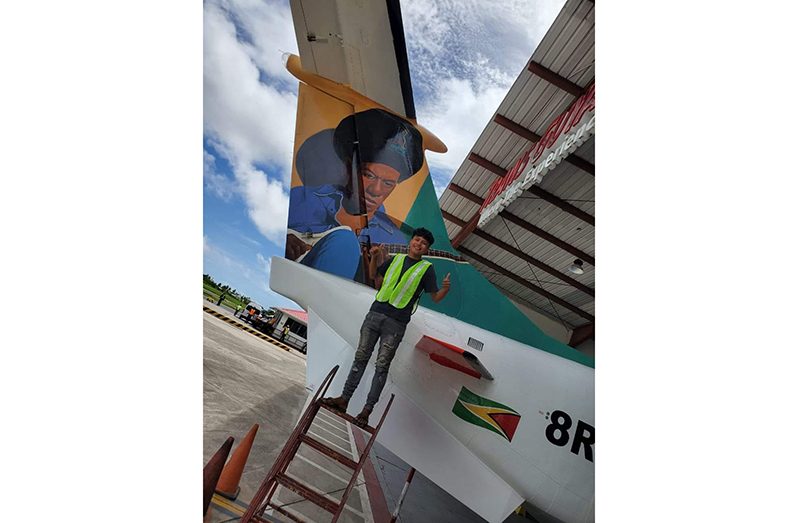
[285,108,424,282]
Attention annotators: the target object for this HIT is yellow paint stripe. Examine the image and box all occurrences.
[460,402,502,433]
[211,493,245,515]
[459,401,517,434]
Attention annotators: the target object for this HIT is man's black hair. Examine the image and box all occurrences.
[411,227,434,246]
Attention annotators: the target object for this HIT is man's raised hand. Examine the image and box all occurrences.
[369,244,389,267]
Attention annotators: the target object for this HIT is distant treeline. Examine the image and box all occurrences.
[203,274,250,309]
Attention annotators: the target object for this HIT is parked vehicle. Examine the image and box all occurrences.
[270,309,308,353]
[239,302,264,323]
[252,309,276,333]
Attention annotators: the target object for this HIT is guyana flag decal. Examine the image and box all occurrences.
[452,387,521,442]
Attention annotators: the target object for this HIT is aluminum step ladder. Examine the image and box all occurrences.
[241,365,395,523]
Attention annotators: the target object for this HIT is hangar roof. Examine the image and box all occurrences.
[439,0,595,344]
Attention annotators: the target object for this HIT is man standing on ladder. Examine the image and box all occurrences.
[322,227,451,426]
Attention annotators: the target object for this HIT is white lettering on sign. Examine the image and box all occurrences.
[478,85,595,227]
[478,114,594,226]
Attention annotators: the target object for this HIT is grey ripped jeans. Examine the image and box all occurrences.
[341,311,407,410]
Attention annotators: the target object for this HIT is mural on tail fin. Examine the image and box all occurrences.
[286,102,427,283]
[283,55,592,368]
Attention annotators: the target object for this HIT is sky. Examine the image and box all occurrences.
[7,2,798,519]
[203,0,567,308]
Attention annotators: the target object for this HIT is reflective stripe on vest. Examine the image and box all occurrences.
[375,254,432,309]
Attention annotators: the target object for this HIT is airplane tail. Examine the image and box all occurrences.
[283,54,591,367]
[276,4,594,522]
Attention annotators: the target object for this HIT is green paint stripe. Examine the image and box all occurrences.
[452,401,503,437]
[458,387,519,415]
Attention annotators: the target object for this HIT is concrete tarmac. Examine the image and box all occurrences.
[204,304,381,522]
[203,304,532,523]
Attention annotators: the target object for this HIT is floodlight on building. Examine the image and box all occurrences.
[568,259,585,275]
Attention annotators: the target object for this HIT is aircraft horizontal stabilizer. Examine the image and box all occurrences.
[415,335,494,380]
[270,257,594,523]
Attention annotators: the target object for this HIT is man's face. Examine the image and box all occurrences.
[362,162,401,214]
[408,235,431,257]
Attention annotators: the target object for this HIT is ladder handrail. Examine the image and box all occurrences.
[241,365,339,522]
[241,366,397,523]
[331,393,395,523]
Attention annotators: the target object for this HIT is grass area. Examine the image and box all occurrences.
[203,284,247,310]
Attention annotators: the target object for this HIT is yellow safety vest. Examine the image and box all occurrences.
[375,254,432,309]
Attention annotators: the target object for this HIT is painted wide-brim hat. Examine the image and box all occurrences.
[333,109,424,182]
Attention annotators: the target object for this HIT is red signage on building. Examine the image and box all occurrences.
[478,84,595,226]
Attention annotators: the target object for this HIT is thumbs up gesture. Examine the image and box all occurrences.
[369,244,388,267]
[442,273,451,288]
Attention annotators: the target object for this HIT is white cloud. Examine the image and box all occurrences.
[400,0,567,188]
[401,0,565,86]
[238,162,289,244]
[204,0,298,247]
[237,232,263,248]
[203,235,272,293]
[421,77,509,173]
[400,0,449,57]
[256,252,271,273]
[255,253,273,295]
[204,3,297,173]
[204,235,242,271]
[220,0,300,86]
[204,150,237,201]
[431,171,452,198]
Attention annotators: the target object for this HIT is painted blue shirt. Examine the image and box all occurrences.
[288,184,405,245]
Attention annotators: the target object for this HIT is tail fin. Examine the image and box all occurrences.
[282,54,592,368]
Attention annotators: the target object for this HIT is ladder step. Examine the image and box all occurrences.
[267,502,309,523]
[299,434,357,469]
[319,402,376,433]
[274,473,340,514]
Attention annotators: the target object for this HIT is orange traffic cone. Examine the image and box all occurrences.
[216,424,260,500]
[204,436,234,516]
